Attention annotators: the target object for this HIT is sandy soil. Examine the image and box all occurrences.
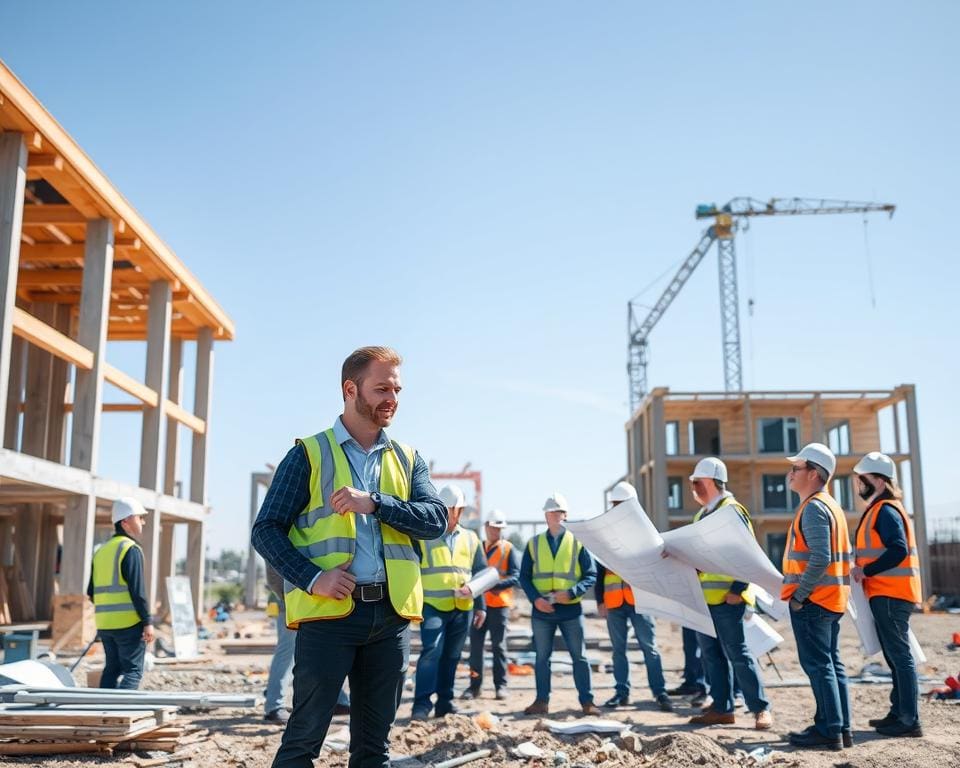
[5,606,959,767]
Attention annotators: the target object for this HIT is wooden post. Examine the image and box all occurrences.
[164,338,183,496]
[0,132,28,449]
[3,336,25,450]
[902,384,931,599]
[139,280,172,615]
[650,391,668,531]
[190,328,214,505]
[186,520,205,622]
[157,521,177,622]
[45,303,72,463]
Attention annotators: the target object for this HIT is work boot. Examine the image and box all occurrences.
[581,702,602,717]
[842,729,853,748]
[434,702,459,717]
[754,710,773,730]
[495,687,508,701]
[656,693,674,712]
[460,687,481,700]
[603,693,630,708]
[264,709,289,724]
[690,692,712,708]
[876,721,923,738]
[410,707,431,721]
[869,713,898,728]
[788,729,842,751]
[524,699,549,715]
[667,683,701,696]
[689,710,735,726]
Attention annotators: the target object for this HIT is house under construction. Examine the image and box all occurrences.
[0,59,234,645]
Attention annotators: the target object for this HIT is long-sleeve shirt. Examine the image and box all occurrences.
[486,540,521,596]
[412,528,486,612]
[860,503,910,577]
[251,427,447,592]
[519,528,596,620]
[86,538,152,626]
[794,498,834,603]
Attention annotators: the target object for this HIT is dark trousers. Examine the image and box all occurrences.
[100,624,146,690]
[413,604,471,713]
[696,603,769,714]
[681,626,707,692]
[468,606,509,691]
[790,601,851,738]
[870,595,920,726]
[272,599,410,768]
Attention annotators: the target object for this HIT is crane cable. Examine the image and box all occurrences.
[863,215,877,309]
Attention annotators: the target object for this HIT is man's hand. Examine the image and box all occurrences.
[329,487,375,516]
[851,565,864,584]
[724,593,744,605]
[597,604,608,619]
[789,598,804,612]
[310,564,356,600]
[551,591,573,605]
[142,624,155,644]
[456,585,473,598]
[473,610,486,629]
[534,597,555,613]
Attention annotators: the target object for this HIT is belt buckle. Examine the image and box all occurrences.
[359,584,383,602]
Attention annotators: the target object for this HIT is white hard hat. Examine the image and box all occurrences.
[438,485,465,509]
[787,442,836,478]
[689,457,728,483]
[542,492,569,513]
[486,509,508,528]
[853,451,897,480]
[112,496,148,524]
[609,481,638,502]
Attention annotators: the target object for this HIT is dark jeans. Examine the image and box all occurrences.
[532,614,593,705]
[272,599,410,768]
[468,606,509,691]
[606,607,666,698]
[870,595,920,726]
[697,603,769,714]
[790,601,851,738]
[681,626,707,692]
[413,604,471,713]
[100,624,146,690]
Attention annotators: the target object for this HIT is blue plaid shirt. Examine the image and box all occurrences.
[251,425,448,591]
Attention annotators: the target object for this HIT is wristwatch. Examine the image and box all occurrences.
[370,491,382,512]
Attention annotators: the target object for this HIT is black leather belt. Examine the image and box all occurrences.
[352,583,386,602]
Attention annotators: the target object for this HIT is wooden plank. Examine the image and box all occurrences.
[0,718,158,737]
[11,306,93,369]
[164,399,204,435]
[0,742,113,755]
[103,362,158,407]
[21,204,87,226]
[0,709,157,726]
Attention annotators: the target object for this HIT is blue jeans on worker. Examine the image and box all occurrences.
[681,626,707,692]
[790,601,851,738]
[697,603,769,714]
[469,605,509,691]
[272,598,409,768]
[532,614,594,705]
[413,604,471,714]
[870,595,920,726]
[607,607,666,698]
[100,623,146,690]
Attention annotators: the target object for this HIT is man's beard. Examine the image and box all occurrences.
[857,480,875,501]
[357,390,395,427]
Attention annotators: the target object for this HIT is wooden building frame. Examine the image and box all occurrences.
[0,59,234,643]
[626,385,930,597]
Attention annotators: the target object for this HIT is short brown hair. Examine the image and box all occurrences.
[341,346,402,390]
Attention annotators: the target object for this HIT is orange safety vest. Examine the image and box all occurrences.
[484,540,514,608]
[603,569,635,609]
[781,490,851,613]
[854,499,922,604]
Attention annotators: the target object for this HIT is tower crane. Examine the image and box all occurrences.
[627,197,896,412]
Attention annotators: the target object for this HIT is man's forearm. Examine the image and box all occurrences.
[376,454,447,539]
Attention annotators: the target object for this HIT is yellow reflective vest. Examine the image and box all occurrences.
[692,495,756,606]
[529,529,584,604]
[91,535,142,630]
[284,428,423,628]
[420,527,481,611]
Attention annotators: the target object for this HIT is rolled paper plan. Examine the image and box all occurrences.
[464,566,500,596]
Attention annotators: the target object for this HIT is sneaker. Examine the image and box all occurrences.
[689,710,735,725]
[869,713,898,728]
[789,730,842,751]
[656,693,674,712]
[876,721,923,738]
[460,687,481,700]
[733,693,746,709]
[603,693,630,708]
[667,683,702,696]
[264,709,289,724]
[690,692,712,708]
[524,699,549,715]
[754,710,773,730]
[495,688,508,701]
[581,702,602,716]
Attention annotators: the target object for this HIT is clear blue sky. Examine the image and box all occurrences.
[2,2,957,554]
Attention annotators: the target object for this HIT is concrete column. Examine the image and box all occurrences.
[186,520,206,622]
[157,521,177,621]
[3,336,25,450]
[0,132,27,449]
[164,338,183,496]
[190,328,214,505]
[650,392,668,531]
[902,385,931,599]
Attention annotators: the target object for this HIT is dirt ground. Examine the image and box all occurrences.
[6,606,960,768]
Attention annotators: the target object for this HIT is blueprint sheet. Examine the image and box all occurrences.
[848,579,926,663]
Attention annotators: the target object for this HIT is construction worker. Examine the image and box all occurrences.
[87,497,155,690]
[463,508,520,701]
[852,452,923,738]
[520,492,600,716]
[781,443,853,751]
[251,346,447,768]
[594,481,672,713]
[411,485,487,720]
[683,458,772,730]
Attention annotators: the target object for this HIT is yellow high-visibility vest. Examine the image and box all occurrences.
[420,527,481,611]
[91,535,142,630]
[529,530,583,604]
[693,495,756,606]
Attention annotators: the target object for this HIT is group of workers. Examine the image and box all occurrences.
[73,344,928,768]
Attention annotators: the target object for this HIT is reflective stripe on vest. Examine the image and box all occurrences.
[421,527,481,611]
[529,530,583,604]
[485,540,514,608]
[692,496,756,606]
[284,428,422,627]
[91,535,141,630]
[780,491,851,613]
[603,570,634,609]
[854,499,922,604]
